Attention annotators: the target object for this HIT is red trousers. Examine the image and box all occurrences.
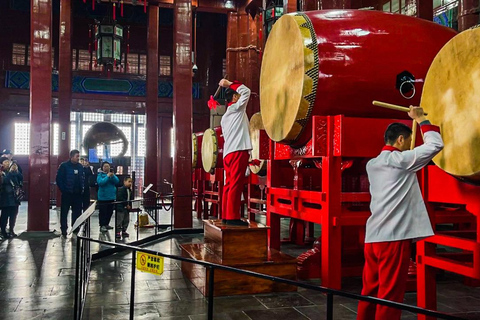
[222,150,249,220]
[357,239,412,320]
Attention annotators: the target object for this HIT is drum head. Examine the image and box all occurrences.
[249,113,267,175]
[201,128,218,173]
[421,27,480,179]
[260,13,319,144]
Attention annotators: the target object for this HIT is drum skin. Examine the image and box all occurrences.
[260,10,457,146]
[421,26,480,184]
[192,132,203,169]
[201,127,224,173]
[249,113,268,176]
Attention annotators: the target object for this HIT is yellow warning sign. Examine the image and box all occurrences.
[136,252,164,276]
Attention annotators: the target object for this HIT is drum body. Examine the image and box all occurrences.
[249,113,269,176]
[192,132,204,169]
[201,127,224,173]
[260,10,456,146]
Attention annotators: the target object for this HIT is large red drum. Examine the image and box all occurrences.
[201,127,224,173]
[260,10,457,146]
[192,132,203,169]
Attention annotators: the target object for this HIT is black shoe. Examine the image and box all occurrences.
[106,225,114,230]
[224,219,249,226]
[1,231,10,239]
[9,231,17,237]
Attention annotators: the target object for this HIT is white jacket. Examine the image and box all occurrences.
[221,83,253,158]
[365,124,444,243]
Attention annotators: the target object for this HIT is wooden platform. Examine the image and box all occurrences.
[180,219,298,296]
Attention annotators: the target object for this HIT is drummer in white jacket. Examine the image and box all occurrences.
[219,78,252,226]
[357,106,444,320]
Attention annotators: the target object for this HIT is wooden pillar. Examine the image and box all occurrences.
[458,0,479,31]
[28,0,52,231]
[146,5,159,193]
[226,13,238,81]
[58,0,72,161]
[416,0,433,21]
[173,0,193,228]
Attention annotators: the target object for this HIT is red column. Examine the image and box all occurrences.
[226,13,238,80]
[58,0,72,161]
[416,0,433,21]
[173,0,193,228]
[28,0,52,231]
[145,5,159,193]
[321,117,342,289]
[458,0,479,31]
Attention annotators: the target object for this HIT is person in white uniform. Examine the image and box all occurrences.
[357,106,444,320]
[219,78,252,226]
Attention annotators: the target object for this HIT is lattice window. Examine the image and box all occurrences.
[71,112,77,121]
[159,55,171,76]
[171,128,174,158]
[222,58,227,77]
[14,123,30,155]
[139,54,147,75]
[127,54,139,74]
[83,112,104,122]
[137,115,146,124]
[71,123,77,151]
[12,43,26,65]
[91,51,103,72]
[53,123,59,155]
[137,126,146,157]
[111,114,132,123]
[77,49,90,71]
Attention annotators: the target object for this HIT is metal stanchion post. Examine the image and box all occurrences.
[208,266,215,320]
[326,293,333,320]
[130,249,136,320]
[74,236,81,320]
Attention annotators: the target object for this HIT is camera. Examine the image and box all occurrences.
[192,64,198,74]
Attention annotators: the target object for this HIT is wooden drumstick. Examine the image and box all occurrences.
[372,100,428,115]
[213,74,229,99]
[411,120,417,150]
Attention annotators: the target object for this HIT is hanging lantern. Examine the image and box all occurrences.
[95,21,124,72]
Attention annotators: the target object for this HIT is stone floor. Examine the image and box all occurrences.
[0,203,480,319]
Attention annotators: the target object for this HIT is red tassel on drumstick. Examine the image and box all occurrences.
[207,74,228,110]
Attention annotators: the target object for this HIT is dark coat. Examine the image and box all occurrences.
[0,170,23,207]
[116,186,133,212]
[56,160,85,194]
[83,166,94,189]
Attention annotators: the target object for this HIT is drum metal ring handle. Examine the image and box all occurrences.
[400,81,416,100]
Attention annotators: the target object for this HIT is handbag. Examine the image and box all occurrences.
[10,180,25,202]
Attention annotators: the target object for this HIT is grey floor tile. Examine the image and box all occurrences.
[189,312,251,320]
[254,292,314,308]
[295,304,357,320]
[154,299,208,317]
[129,289,179,304]
[174,288,205,301]
[244,307,309,320]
